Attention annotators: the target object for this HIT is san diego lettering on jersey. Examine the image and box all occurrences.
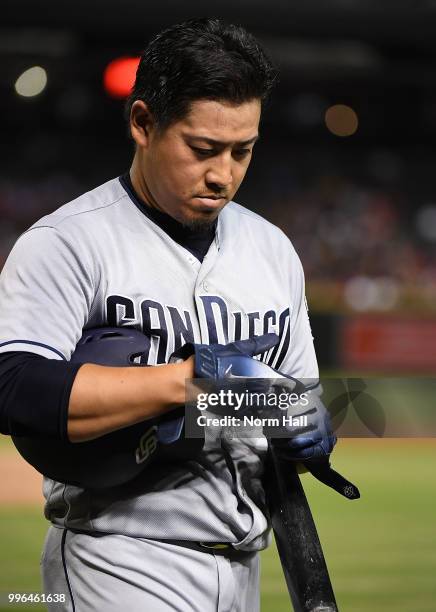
[106,293,291,370]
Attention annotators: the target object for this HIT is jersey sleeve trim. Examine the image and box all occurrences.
[0,341,66,360]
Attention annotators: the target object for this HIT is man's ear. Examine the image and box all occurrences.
[130,100,156,147]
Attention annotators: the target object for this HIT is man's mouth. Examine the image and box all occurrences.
[193,195,226,207]
[195,194,225,200]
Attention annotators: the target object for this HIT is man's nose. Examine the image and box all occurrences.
[205,153,233,189]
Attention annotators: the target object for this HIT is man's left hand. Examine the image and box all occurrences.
[277,385,337,461]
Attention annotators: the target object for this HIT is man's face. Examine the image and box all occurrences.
[132,98,261,228]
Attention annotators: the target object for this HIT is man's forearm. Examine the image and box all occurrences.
[68,358,194,442]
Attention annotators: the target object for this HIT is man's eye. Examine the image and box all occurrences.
[233,149,251,158]
[190,146,251,158]
[191,147,214,157]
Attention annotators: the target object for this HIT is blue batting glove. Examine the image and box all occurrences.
[170,333,281,379]
[275,384,337,461]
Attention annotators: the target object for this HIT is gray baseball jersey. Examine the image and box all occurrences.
[0,176,318,551]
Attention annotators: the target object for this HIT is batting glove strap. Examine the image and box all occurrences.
[305,459,360,500]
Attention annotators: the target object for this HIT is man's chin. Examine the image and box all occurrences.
[178,205,224,231]
[179,215,217,231]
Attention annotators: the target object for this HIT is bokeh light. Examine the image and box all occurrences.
[325,104,359,137]
[14,66,47,98]
[415,204,436,242]
[344,276,400,311]
[103,57,140,99]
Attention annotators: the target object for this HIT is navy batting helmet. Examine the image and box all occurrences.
[12,327,203,488]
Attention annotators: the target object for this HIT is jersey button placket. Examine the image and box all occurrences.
[194,278,212,342]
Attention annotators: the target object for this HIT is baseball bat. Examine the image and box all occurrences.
[266,447,338,612]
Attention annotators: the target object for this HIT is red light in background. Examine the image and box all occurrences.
[103,57,140,99]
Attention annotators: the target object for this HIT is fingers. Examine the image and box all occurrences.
[283,432,337,460]
[289,446,319,460]
[231,333,280,357]
[287,434,321,450]
[288,443,329,461]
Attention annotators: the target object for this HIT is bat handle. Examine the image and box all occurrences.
[267,450,339,612]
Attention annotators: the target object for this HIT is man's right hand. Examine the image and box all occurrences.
[170,333,281,379]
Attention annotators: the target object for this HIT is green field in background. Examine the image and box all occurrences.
[0,440,435,611]
[262,440,436,612]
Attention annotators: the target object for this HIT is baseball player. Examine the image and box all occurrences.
[0,18,336,611]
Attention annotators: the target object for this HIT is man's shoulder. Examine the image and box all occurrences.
[30,177,128,231]
[225,200,295,250]
[223,201,304,277]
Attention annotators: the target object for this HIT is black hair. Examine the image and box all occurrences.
[125,17,278,130]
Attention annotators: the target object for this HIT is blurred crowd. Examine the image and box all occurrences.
[266,174,436,312]
[1,146,435,313]
[0,174,82,266]
[259,144,436,313]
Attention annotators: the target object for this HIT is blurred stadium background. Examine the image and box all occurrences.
[0,1,435,610]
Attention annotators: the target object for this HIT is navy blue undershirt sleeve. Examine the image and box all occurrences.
[0,352,81,441]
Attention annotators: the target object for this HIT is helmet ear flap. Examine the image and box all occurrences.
[71,326,152,367]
